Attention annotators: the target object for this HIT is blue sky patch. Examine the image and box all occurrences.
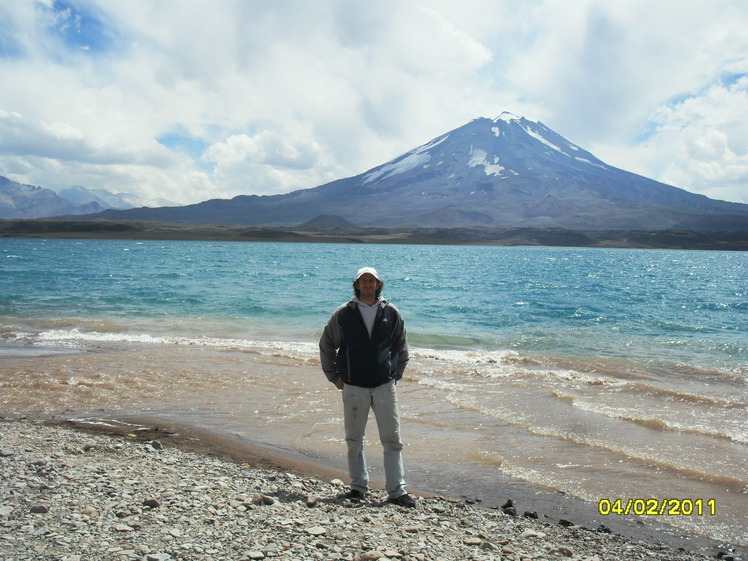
[720,72,746,88]
[48,0,116,54]
[157,133,215,172]
[157,133,210,159]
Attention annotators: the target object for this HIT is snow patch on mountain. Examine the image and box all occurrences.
[522,125,565,154]
[496,111,520,122]
[468,147,505,176]
[362,136,447,184]
[362,152,430,184]
[574,157,607,170]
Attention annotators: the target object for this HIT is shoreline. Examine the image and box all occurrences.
[2,218,747,250]
[15,412,745,559]
[1,337,744,557]
[2,417,743,561]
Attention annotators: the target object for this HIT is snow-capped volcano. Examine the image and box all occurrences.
[90,113,748,231]
[361,111,603,187]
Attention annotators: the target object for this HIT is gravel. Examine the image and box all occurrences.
[0,419,738,561]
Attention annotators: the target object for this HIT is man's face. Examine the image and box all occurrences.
[357,273,380,300]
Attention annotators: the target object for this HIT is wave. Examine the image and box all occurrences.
[553,391,748,444]
[433,389,748,482]
[618,381,745,407]
[22,327,319,362]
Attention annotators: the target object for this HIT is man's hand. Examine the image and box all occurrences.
[335,379,345,390]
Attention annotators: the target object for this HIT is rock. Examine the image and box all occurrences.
[0,505,14,517]
[143,498,161,508]
[306,495,321,507]
[520,529,546,539]
[559,519,575,527]
[523,510,539,519]
[29,504,49,514]
[246,551,265,560]
[150,440,163,450]
[251,494,276,505]
[354,552,386,561]
[554,546,574,557]
[306,526,326,536]
[501,498,517,515]
[81,506,99,517]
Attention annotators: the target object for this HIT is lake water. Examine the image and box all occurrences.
[1,238,746,551]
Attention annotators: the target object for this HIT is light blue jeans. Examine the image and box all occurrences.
[342,379,407,498]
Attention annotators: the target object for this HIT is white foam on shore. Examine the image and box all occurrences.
[34,327,318,358]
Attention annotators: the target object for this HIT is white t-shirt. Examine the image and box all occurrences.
[353,297,380,337]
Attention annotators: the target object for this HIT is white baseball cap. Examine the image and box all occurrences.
[355,267,380,280]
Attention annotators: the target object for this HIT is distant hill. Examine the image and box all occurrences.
[0,178,179,219]
[58,185,178,210]
[87,112,748,232]
[0,177,105,219]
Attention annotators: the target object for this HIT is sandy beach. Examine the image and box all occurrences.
[1,417,743,561]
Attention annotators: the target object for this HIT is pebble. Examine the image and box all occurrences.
[0,419,731,561]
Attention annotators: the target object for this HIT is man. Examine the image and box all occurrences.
[319,267,415,507]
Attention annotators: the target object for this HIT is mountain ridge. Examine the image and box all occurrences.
[89,112,748,231]
[0,178,178,219]
[0,177,107,219]
[5,112,748,231]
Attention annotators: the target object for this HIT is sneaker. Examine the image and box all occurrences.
[345,489,366,502]
[389,493,417,508]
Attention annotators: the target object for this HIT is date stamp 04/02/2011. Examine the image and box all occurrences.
[598,498,717,516]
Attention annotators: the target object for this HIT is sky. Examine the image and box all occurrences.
[1,0,747,207]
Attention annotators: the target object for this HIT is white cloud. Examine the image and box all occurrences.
[603,75,748,203]
[0,0,746,206]
[203,126,347,196]
[0,109,212,203]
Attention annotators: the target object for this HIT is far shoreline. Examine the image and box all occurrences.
[2,218,747,250]
[14,411,743,558]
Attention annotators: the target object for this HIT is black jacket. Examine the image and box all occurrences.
[319,299,409,388]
